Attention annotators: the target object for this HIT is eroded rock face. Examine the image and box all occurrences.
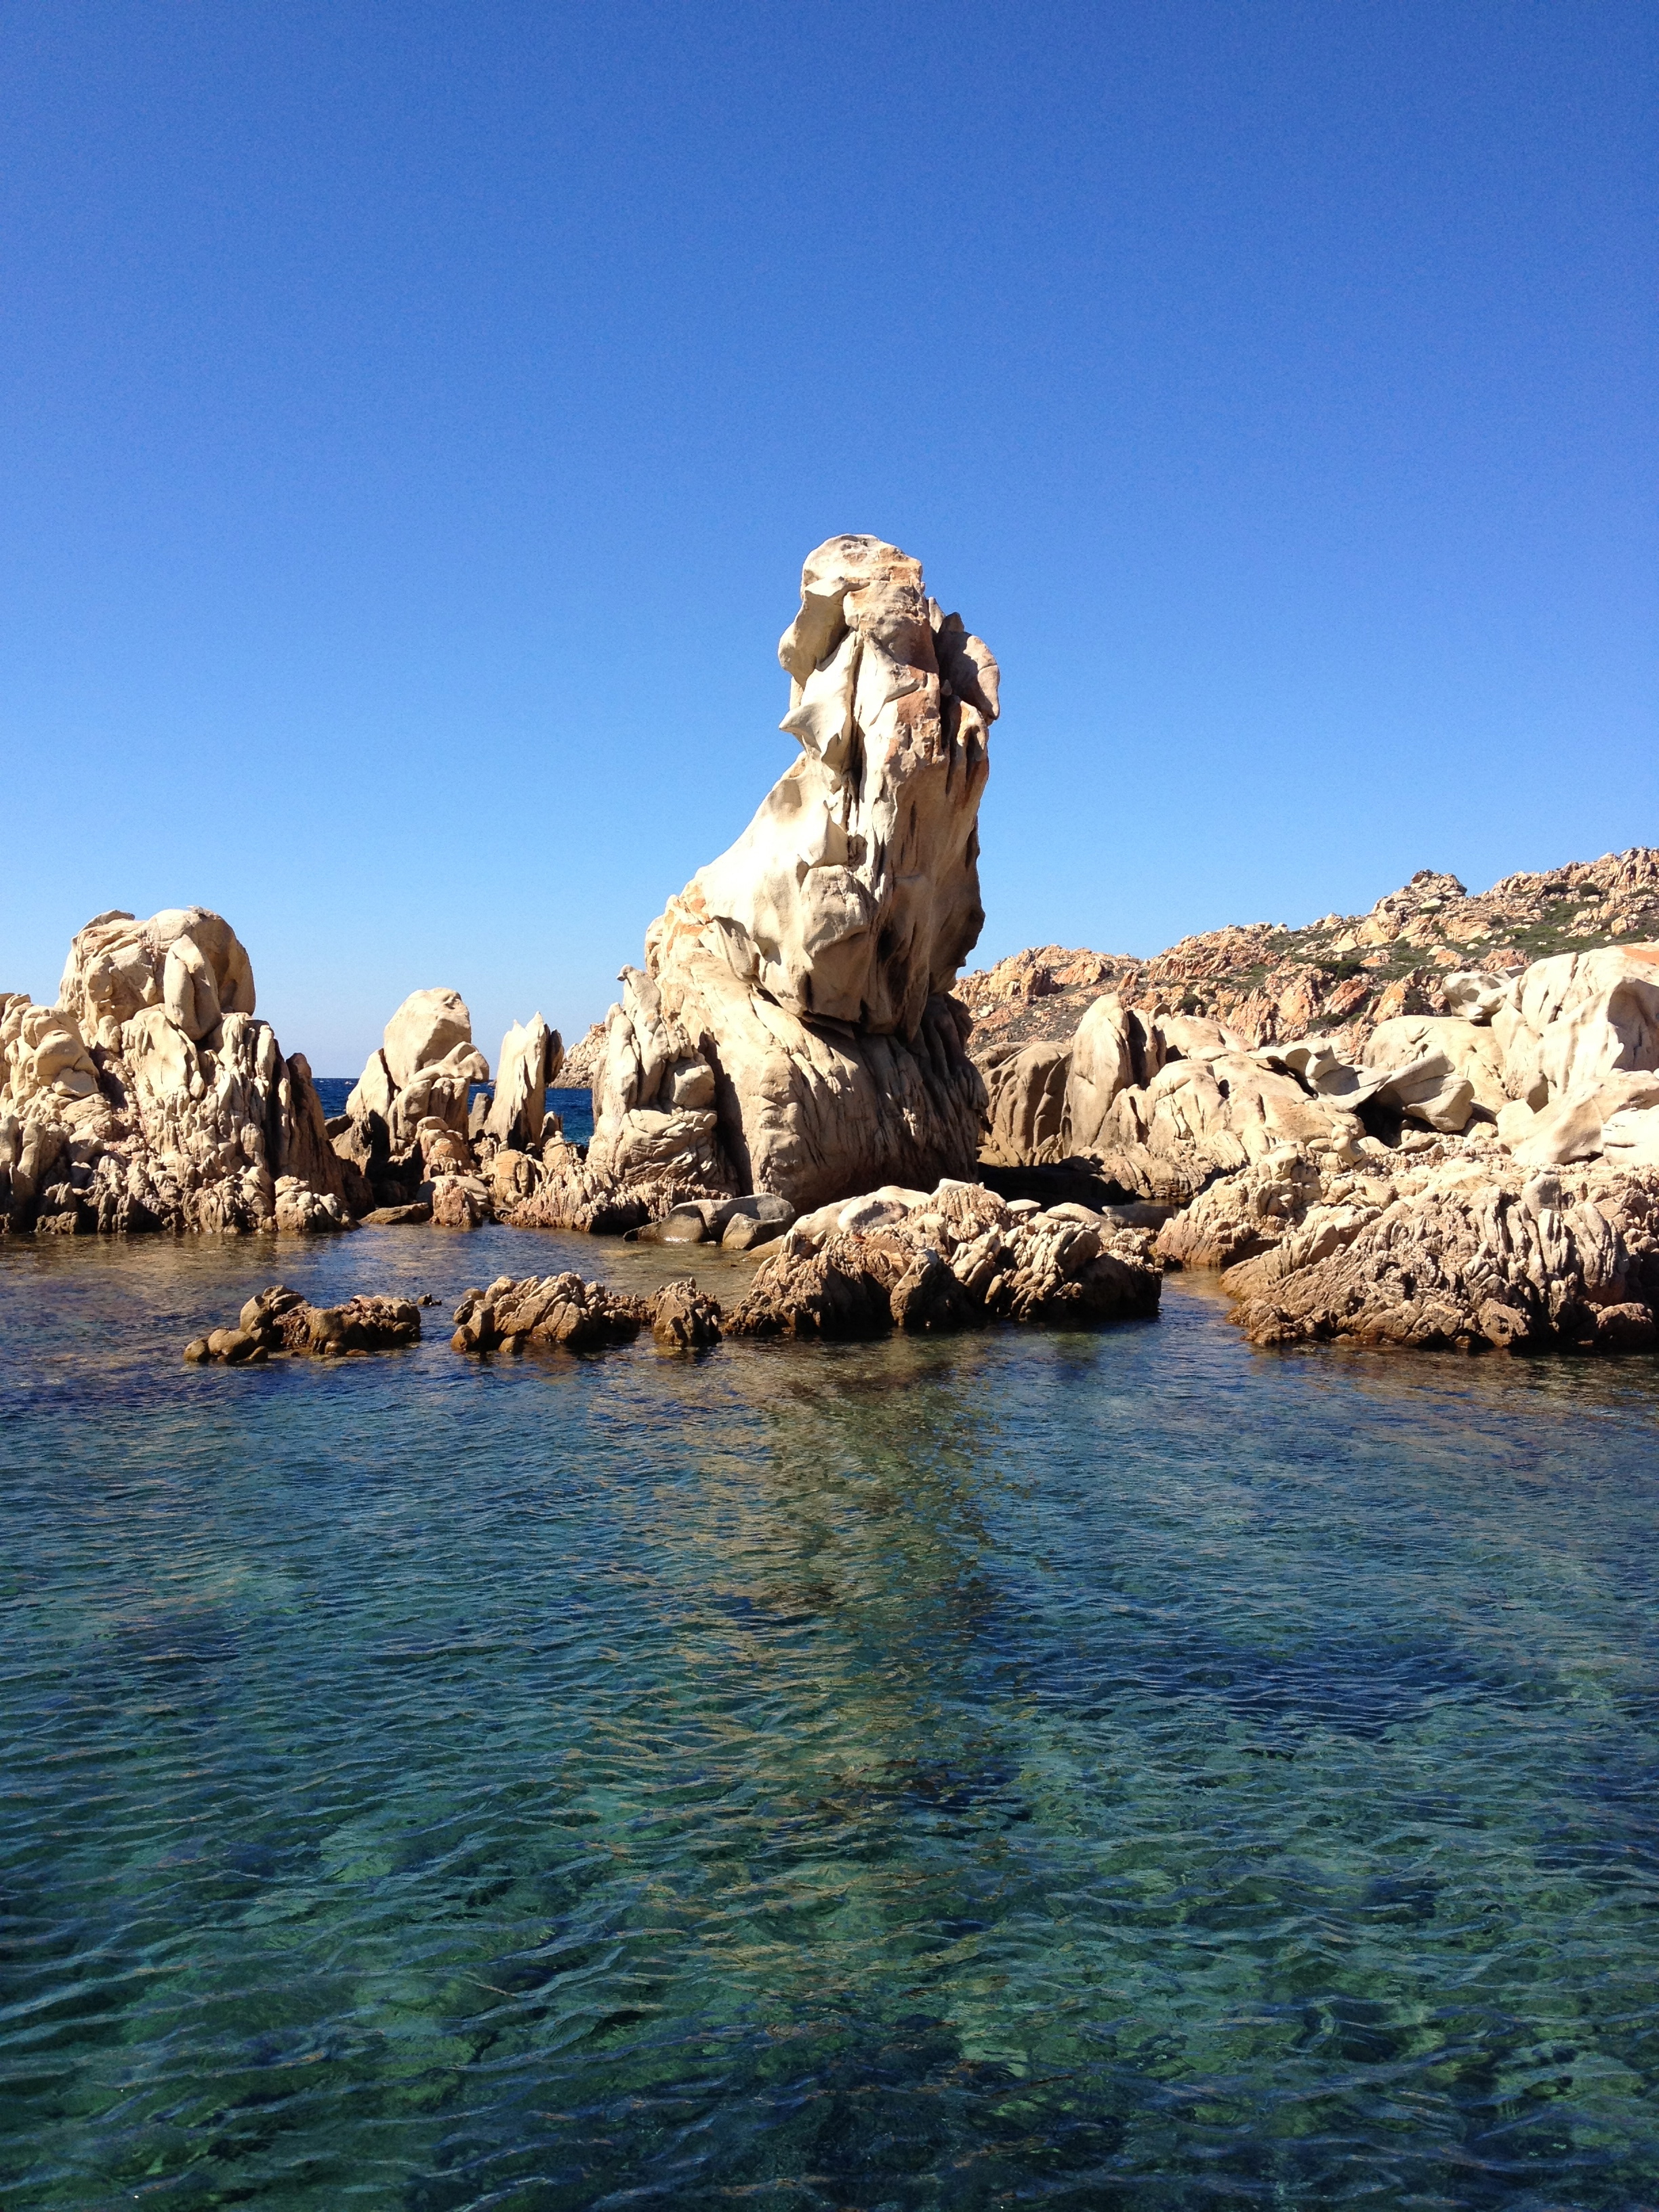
[346,989,490,1152]
[60,907,258,1051]
[184,1285,422,1362]
[1,907,348,1235]
[559,537,999,1222]
[449,1273,651,1353]
[485,1015,562,1151]
[728,1179,1162,1338]
[1226,1151,1659,1353]
[1493,947,1659,1107]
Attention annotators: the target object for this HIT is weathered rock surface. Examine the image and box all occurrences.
[184,1284,421,1362]
[1156,1144,1340,1271]
[485,1015,563,1150]
[449,1273,651,1353]
[335,989,495,1217]
[345,989,490,1152]
[1492,947,1659,1108]
[2,908,351,1236]
[547,537,999,1227]
[727,1179,1161,1339]
[1225,1151,1659,1354]
[650,1277,724,1349]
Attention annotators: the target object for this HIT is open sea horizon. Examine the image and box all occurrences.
[3,1206,1658,2205]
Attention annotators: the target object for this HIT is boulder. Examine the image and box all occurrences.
[1443,970,1509,1023]
[273,1176,350,1234]
[1364,1052,1475,1134]
[981,1039,1071,1166]
[429,1174,491,1229]
[1493,945,1659,1107]
[1064,995,1153,1151]
[1509,1070,1659,1168]
[1364,1016,1507,1115]
[651,1278,724,1349]
[450,1273,650,1353]
[60,907,256,1050]
[383,987,473,1089]
[544,538,998,1225]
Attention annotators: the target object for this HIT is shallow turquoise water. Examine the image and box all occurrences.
[3,1225,1658,2209]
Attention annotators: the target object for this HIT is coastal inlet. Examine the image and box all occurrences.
[3,1225,1658,2207]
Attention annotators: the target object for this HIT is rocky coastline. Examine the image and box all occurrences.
[6,535,1658,1360]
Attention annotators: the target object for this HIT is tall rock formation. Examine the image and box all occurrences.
[546,536,1000,1223]
[485,1015,562,1150]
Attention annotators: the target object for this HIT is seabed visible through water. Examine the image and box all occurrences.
[3,1215,1658,2209]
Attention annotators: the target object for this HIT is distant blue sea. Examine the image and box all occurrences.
[313,1077,594,1147]
[3,1230,1659,2205]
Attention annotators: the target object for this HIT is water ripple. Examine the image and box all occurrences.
[1,1230,1658,2206]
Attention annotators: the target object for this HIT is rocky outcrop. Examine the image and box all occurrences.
[559,1023,607,1088]
[184,1285,422,1361]
[631,1191,795,1250]
[650,1278,724,1349]
[1,907,351,1236]
[1155,1144,1339,1271]
[960,848,1659,1064]
[60,907,258,1050]
[1014,931,1659,1358]
[448,1182,1160,1355]
[333,988,493,1215]
[484,1015,562,1150]
[728,1179,1161,1338]
[543,537,999,1227]
[1226,1151,1659,1353]
[344,988,489,1150]
[984,994,1374,1195]
[449,1273,651,1353]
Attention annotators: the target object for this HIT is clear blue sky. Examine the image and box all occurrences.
[3,3,1653,1074]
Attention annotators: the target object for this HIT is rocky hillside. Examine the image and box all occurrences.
[959,848,1659,1063]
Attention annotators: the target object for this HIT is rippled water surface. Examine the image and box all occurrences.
[3,1225,1659,2209]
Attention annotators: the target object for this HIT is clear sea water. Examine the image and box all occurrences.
[3,1204,1659,2207]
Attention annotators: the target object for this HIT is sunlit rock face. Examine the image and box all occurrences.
[1,906,347,1235]
[580,537,1000,1216]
